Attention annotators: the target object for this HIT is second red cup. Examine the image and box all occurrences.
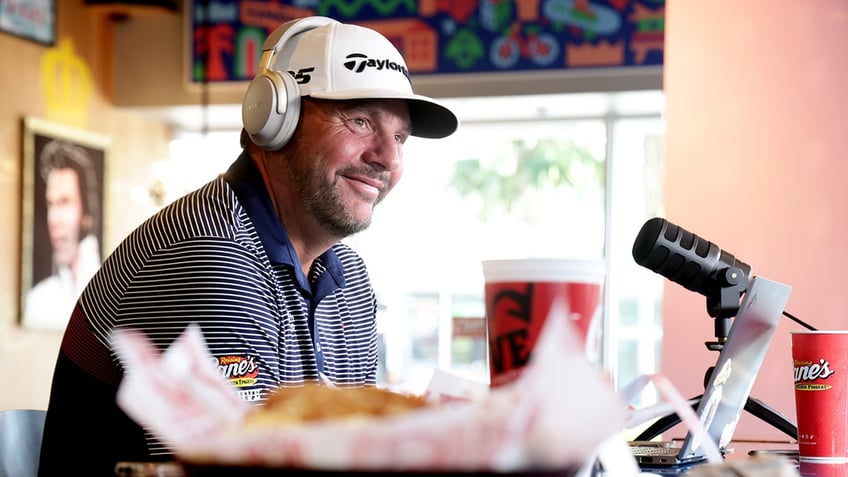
[791,331,848,464]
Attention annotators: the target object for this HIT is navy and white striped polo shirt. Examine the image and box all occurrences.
[39,151,378,473]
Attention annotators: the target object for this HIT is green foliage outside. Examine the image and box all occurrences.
[447,138,604,220]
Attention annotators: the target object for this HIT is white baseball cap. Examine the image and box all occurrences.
[269,17,458,139]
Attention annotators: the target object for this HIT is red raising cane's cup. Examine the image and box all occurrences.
[791,331,848,465]
[799,462,848,477]
[482,258,605,387]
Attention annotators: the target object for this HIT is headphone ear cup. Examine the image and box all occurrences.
[242,68,301,151]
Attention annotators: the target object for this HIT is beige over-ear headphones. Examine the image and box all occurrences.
[241,16,337,151]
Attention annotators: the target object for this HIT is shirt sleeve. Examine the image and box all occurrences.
[104,237,299,402]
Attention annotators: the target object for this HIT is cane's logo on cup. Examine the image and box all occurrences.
[794,357,835,391]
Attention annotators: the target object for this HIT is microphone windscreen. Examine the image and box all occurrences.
[632,217,751,298]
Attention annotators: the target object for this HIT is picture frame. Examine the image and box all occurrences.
[21,117,110,331]
[0,0,56,46]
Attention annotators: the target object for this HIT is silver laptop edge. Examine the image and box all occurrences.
[634,276,792,468]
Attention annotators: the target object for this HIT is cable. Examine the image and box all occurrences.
[783,310,817,331]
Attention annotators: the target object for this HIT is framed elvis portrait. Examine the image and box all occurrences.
[21,117,110,331]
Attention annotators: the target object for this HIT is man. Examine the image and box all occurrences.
[38,16,458,476]
[24,139,101,331]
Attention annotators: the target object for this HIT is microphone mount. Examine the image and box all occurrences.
[704,265,748,351]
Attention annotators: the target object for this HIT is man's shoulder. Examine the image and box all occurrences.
[330,242,372,288]
[331,242,366,267]
[140,178,245,236]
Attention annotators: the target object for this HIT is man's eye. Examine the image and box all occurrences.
[348,118,372,135]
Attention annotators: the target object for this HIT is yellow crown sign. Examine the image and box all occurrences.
[40,38,93,127]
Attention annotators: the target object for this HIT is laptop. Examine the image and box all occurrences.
[630,276,792,470]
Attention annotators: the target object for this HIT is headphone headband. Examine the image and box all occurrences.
[261,16,338,57]
[241,17,339,151]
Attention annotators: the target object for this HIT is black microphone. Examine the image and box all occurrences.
[632,217,752,319]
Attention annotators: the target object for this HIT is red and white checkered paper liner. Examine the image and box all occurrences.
[113,301,626,472]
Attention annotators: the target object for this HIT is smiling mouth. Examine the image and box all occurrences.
[343,174,385,200]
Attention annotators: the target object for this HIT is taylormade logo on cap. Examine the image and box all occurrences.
[267,17,458,138]
[342,53,410,80]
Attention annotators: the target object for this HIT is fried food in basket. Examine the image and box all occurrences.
[244,384,431,427]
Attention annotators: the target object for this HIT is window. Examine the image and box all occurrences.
[346,91,666,401]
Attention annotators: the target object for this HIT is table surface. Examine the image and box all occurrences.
[712,437,798,460]
[113,440,803,477]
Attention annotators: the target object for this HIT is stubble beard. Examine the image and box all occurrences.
[289,159,385,238]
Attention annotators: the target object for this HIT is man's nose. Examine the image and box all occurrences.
[363,132,402,172]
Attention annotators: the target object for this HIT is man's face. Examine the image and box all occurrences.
[281,98,411,237]
[44,168,87,267]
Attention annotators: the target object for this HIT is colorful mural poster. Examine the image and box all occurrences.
[190,0,664,83]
